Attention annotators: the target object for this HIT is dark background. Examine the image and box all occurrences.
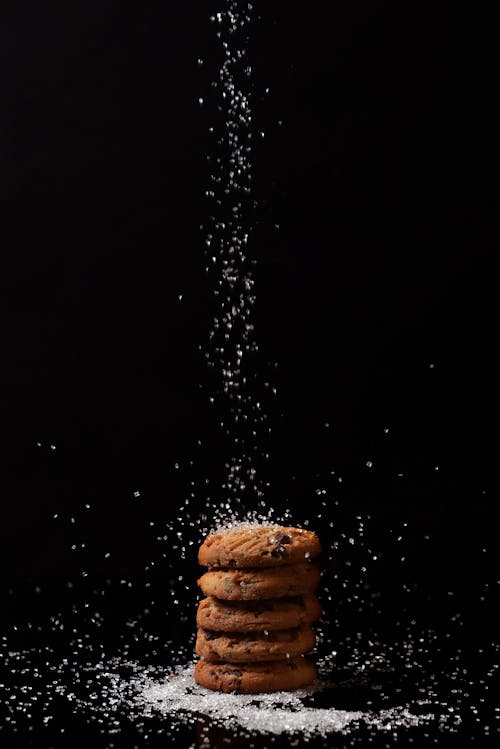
[0,0,497,587]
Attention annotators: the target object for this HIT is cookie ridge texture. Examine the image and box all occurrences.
[196,594,322,633]
[196,624,316,662]
[197,562,320,600]
[198,525,321,569]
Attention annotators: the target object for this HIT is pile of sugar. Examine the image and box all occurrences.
[130,664,441,737]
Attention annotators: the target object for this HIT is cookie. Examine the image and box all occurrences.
[196,625,316,662]
[194,656,316,693]
[196,595,322,633]
[197,562,320,601]
[198,525,321,569]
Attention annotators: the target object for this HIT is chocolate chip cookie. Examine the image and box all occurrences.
[198,525,321,569]
[196,595,322,633]
[196,624,316,662]
[197,562,320,601]
[194,656,316,693]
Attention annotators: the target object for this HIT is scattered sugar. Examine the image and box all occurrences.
[1,623,498,741]
[128,664,445,737]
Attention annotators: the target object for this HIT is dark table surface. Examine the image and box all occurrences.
[1,577,498,749]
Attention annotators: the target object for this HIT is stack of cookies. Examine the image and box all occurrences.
[194,525,322,693]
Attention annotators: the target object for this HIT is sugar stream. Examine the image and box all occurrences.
[199,0,274,510]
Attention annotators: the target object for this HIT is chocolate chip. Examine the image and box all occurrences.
[275,532,291,544]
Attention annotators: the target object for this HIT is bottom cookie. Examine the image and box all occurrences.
[194,656,316,694]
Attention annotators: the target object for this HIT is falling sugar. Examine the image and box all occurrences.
[201,1,273,511]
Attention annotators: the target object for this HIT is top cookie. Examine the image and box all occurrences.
[198,525,321,568]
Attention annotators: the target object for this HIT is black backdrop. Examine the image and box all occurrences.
[0,1,497,585]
